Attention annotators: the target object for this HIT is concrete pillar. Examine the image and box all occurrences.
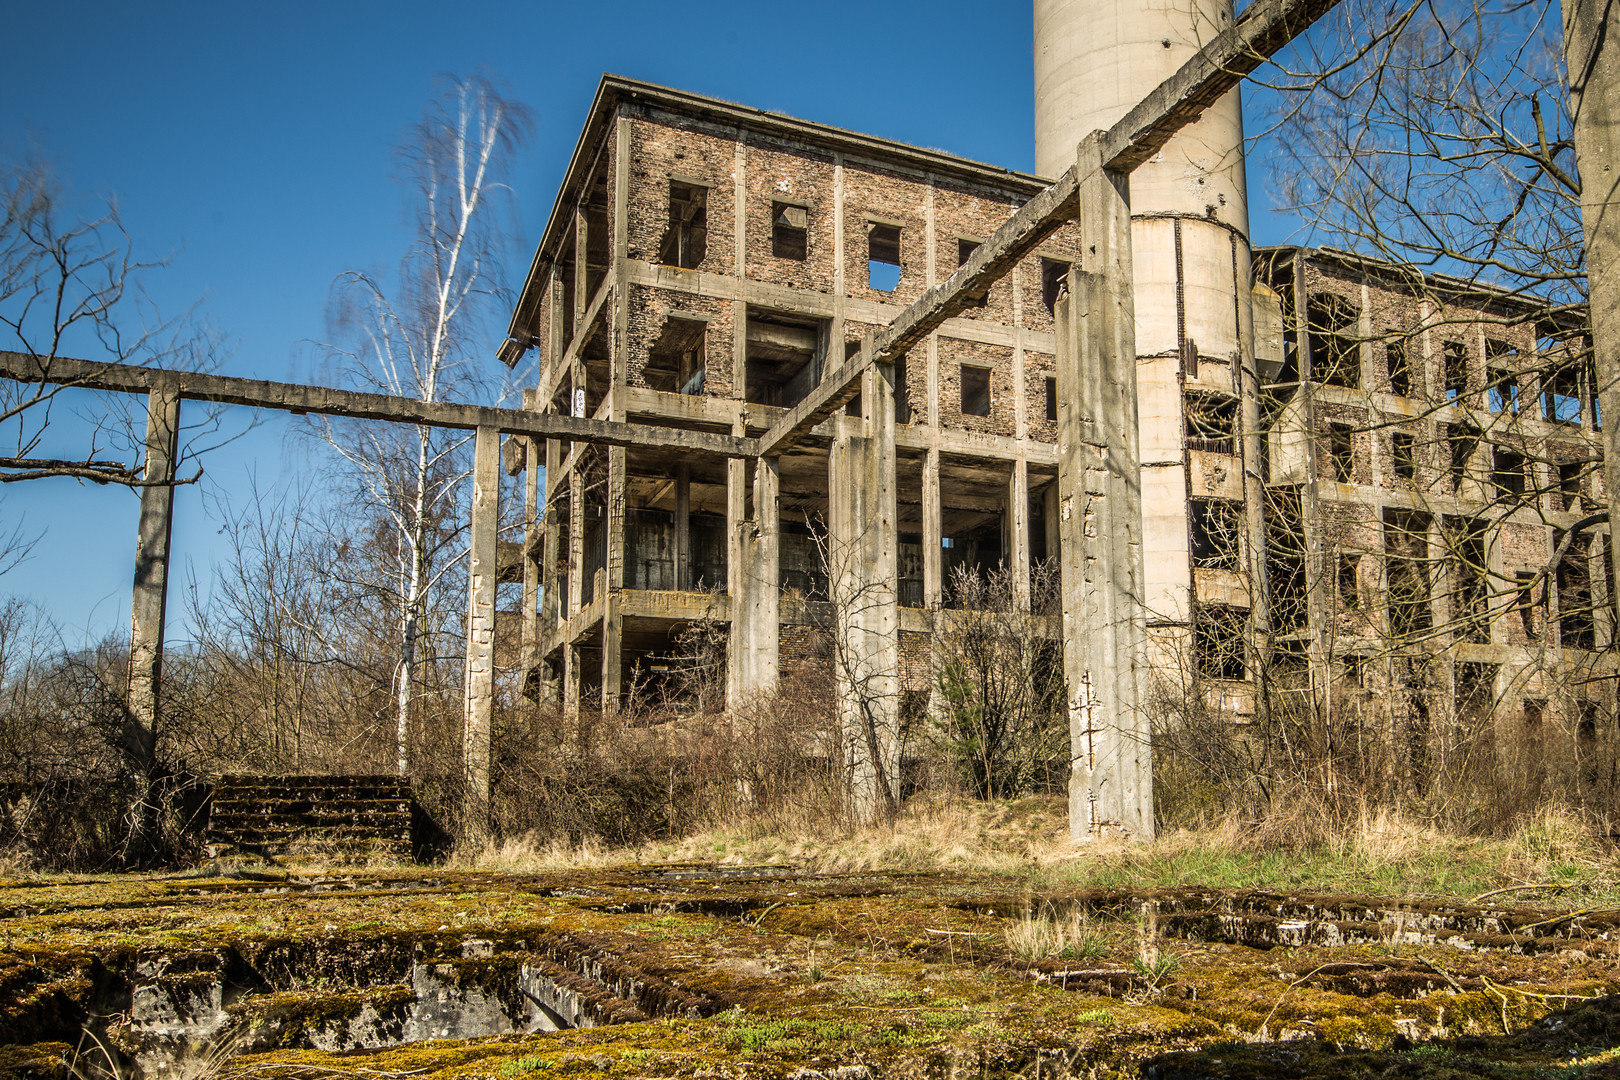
[1235,244,1271,662]
[565,445,585,716]
[729,457,781,703]
[830,355,901,823]
[125,381,179,864]
[520,437,541,700]
[1058,141,1153,842]
[674,463,692,591]
[1007,458,1031,610]
[539,438,562,705]
[463,424,499,842]
[1563,0,1620,627]
[922,447,943,607]
[602,446,626,712]
[725,411,749,705]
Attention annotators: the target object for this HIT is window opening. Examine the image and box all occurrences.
[957,239,986,307]
[1308,293,1360,387]
[745,309,826,409]
[1559,461,1583,512]
[1041,258,1071,315]
[1343,653,1366,687]
[1523,699,1545,727]
[1493,446,1527,497]
[1385,509,1432,638]
[1338,553,1360,611]
[1392,431,1417,484]
[1044,376,1058,423]
[868,222,901,292]
[659,182,708,269]
[894,352,910,425]
[1328,422,1354,483]
[1446,517,1489,643]
[645,315,708,396]
[1444,341,1469,401]
[1557,535,1595,649]
[1487,346,1520,412]
[1449,423,1478,490]
[1190,499,1242,570]
[1544,364,1583,424]
[1455,662,1498,722]
[772,202,808,260]
[1184,393,1238,454]
[1387,336,1412,396]
[1516,571,1542,640]
[961,365,992,417]
[1193,604,1247,681]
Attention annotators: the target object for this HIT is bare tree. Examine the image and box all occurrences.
[310,76,531,776]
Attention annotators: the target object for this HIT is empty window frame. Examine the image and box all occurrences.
[1516,572,1544,640]
[1308,293,1360,388]
[1184,392,1238,454]
[1487,348,1520,413]
[1557,536,1596,649]
[894,352,910,425]
[1493,446,1527,498]
[1543,363,1583,424]
[772,201,808,260]
[1386,336,1413,396]
[1559,460,1584,512]
[1446,516,1489,643]
[1391,431,1417,484]
[1190,499,1242,570]
[659,181,708,269]
[1041,258,1071,315]
[1385,509,1433,638]
[1328,422,1355,483]
[868,222,902,292]
[1455,662,1498,722]
[960,364,992,416]
[1044,376,1058,423]
[957,239,987,307]
[1443,341,1469,401]
[1193,604,1248,681]
[644,315,708,395]
[1449,423,1479,490]
[744,309,826,409]
[1338,552,1361,611]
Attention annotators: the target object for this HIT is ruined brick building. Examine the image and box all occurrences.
[497,72,1614,813]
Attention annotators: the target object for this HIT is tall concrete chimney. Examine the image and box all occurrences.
[1035,0,1255,647]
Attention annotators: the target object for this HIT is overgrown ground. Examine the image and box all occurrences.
[5,797,1620,1079]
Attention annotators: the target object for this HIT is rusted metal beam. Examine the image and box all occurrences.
[0,350,758,458]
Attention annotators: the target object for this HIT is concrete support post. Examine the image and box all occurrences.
[125,381,179,864]
[1235,244,1271,666]
[725,416,749,706]
[1563,0,1620,624]
[830,354,901,824]
[602,446,626,712]
[674,463,692,591]
[463,424,499,843]
[565,450,585,716]
[520,437,541,700]
[539,438,562,705]
[922,447,943,607]
[1058,139,1153,842]
[729,457,781,704]
[1008,458,1031,610]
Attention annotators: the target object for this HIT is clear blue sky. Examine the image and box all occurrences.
[2,0,1306,645]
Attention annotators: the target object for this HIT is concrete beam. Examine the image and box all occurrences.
[0,351,758,458]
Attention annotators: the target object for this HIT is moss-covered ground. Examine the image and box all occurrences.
[4,837,1620,1080]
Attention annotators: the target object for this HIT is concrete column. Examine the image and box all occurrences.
[725,411,748,706]
[729,457,781,704]
[1563,0,1620,627]
[125,381,179,864]
[601,446,626,712]
[674,463,692,591]
[520,437,541,700]
[1235,243,1271,662]
[539,438,562,705]
[922,447,943,607]
[565,446,585,716]
[1058,141,1153,842]
[1007,458,1031,610]
[830,354,901,824]
[463,424,499,842]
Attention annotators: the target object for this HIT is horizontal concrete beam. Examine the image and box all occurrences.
[0,351,758,459]
[756,0,1339,459]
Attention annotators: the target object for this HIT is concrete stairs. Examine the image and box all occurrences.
[206,775,413,863]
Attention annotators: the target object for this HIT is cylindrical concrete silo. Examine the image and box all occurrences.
[1036,0,1255,644]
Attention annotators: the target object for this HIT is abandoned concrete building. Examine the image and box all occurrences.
[499,67,1613,810]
